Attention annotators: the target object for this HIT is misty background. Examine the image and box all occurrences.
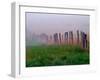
[25,12,89,46]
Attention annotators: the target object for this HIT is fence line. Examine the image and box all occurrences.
[47,30,88,49]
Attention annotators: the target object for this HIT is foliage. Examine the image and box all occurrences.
[26,45,89,67]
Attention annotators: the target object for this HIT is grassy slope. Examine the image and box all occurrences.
[26,45,89,67]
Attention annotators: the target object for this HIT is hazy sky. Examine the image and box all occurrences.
[26,12,89,35]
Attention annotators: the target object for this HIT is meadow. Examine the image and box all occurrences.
[26,45,89,67]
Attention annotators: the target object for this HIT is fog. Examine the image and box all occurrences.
[26,12,89,35]
[25,12,89,46]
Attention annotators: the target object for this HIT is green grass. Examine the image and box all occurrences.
[26,45,89,67]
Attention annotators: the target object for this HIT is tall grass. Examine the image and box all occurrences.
[26,45,89,67]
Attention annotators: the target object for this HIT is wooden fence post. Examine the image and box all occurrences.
[77,30,79,44]
[64,32,68,44]
[81,31,87,48]
[69,31,73,44]
[54,33,59,44]
[59,33,62,44]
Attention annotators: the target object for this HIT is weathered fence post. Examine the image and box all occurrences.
[71,31,73,44]
[77,30,79,44]
[69,31,73,44]
[59,33,62,44]
[81,31,87,48]
[69,31,71,44]
[64,32,68,44]
[62,34,64,44]
[54,33,59,44]
[84,32,87,48]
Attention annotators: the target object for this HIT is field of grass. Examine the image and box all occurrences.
[26,45,89,67]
